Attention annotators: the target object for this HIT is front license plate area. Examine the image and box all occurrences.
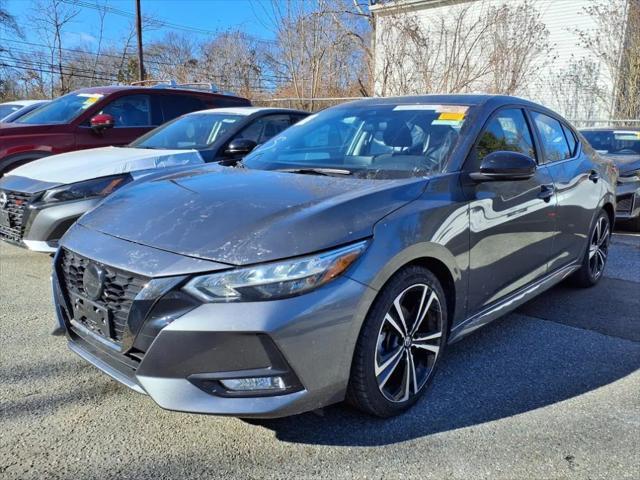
[0,210,11,228]
[70,293,113,340]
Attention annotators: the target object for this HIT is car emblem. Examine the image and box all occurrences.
[82,263,106,301]
[0,191,7,209]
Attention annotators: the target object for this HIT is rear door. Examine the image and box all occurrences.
[74,94,157,150]
[463,107,558,313]
[529,111,602,270]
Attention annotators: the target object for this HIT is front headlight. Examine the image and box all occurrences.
[620,169,640,181]
[183,240,369,302]
[41,174,132,204]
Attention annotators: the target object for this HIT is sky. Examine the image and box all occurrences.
[4,0,278,48]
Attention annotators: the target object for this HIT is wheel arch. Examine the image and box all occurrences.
[0,151,51,176]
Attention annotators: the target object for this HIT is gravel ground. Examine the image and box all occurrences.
[1,233,639,480]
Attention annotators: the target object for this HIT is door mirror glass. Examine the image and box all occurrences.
[470,151,537,181]
[90,113,115,132]
[225,138,257,156]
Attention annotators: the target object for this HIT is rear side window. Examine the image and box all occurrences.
[562,124,578,156]
[531,112,571,162]
[160,95,206,122]
[476,108,536,162]
[235,114,294,144]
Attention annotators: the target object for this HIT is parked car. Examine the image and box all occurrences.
[52,95,616,418]
[581,127,640,230]
[0,107,307,252]
[0,100,50,123]
[0,83,250,176]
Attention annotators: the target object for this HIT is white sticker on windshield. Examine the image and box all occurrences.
[393,104,468,113]
[293,113,317,126]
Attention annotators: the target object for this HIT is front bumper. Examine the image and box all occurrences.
[0,183,101,253]
[615,177,640,220]
[52,230,373,418]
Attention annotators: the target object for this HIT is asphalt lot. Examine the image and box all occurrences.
[1,233,639,480]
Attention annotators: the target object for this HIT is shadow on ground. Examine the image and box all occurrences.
[249,313,640,446]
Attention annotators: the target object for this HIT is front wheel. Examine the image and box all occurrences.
[571,210,611,287]
[347,266,448,417]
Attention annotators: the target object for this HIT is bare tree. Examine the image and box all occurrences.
[484,0,550,95]
[30,0,80,96]
[373,0,550,97]
[577,0,640,118]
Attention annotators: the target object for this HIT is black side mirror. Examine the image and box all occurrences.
[469,151,537,182]
[225,138,257,156]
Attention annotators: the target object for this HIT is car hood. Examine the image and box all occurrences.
[604,154,640,175]
[78,165,427,265]
[7,146,204,184]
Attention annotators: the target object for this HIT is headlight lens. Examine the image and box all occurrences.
[620,169,640,181]
[41,174,132,204]
[183,240,369,302]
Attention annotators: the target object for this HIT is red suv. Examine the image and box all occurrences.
[0,84,250,175]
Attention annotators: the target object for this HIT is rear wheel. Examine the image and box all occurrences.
[347,266,448,417]
[571,210,611,287]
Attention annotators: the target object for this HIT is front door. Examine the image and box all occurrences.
[463,107,558,313]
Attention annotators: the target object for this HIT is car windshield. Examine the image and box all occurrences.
[243,103,471,179]
[0,104,22,120]
[130,113,244,150]
[15,92,104,125]
[582,129,640,155]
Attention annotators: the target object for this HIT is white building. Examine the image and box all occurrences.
[370,0,631,123]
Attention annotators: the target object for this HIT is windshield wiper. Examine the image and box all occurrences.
[275,167,352,176]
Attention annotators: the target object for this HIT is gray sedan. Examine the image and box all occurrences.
[52,95,616,418]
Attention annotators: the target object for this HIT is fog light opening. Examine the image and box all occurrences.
[219,376,287,392]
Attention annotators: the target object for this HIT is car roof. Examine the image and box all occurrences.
[185,106,308,116]
[340,94,541,108]
[70,85,248,101]
[0,100,46,107]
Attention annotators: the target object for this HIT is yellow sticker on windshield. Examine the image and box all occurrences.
[78,94,103,109]
[438,112,465,121]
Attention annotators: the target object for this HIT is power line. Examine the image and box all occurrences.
[0,37,292,82]
[60,0,275,44]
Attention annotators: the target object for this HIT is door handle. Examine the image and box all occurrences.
[589,170,600,183]
[538,184,555,202]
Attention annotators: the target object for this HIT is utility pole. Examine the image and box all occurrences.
[135,0,145,81]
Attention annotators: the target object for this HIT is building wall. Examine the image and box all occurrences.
[372,0,625,121]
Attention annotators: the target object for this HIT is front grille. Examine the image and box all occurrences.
[616,194,634,214]
[58,248,149,344]
[0,190,33,243]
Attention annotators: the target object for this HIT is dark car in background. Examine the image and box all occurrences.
[0,107,307,252]
[0,82,250,176]
[581,128,640,230]
[52,95,616,419]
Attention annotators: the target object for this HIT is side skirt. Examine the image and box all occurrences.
[448,263,580,343]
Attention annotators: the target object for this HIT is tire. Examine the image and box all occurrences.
[571,210,611,288]
[347,266,448,417]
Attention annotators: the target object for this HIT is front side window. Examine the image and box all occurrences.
[531,112,571,162]
[243,104,471,179]
[234,114,294,144]
[16,92,105,125]
[130,112,243,150]
[475,108,536,163]
[99,94,151,127]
